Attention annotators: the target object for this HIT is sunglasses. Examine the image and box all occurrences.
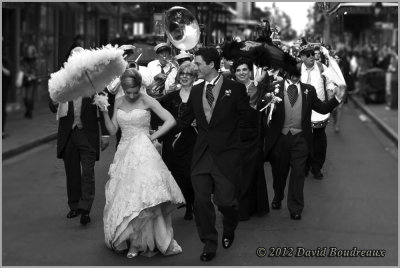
[179,72,194,77]
[303,52,315,58]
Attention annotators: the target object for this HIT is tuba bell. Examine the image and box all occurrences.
[164,6,200,52]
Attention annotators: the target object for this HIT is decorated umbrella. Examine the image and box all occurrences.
[48,45,127,104]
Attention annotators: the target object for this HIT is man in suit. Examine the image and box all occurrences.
[49,96,108,226]
[173,47,250,262]
[263,60,344,221]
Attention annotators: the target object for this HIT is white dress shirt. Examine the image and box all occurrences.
[147,59,177,92]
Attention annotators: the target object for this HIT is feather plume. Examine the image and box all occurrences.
[221,40,298,76]
[49,45,127,103]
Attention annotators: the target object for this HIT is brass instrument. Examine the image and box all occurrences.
[146,60,178,98]
[146,6,200,98]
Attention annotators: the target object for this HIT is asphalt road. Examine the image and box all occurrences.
[2,103,398,266]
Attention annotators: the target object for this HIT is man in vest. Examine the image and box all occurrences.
[263,58,343,220]
[299,42,331,180]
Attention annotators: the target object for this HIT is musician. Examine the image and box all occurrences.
[147,43,178,94]
[264,60,343,220]
[174,52,193,66]
[299,41,331,180]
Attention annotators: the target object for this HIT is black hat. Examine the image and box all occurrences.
[298,37,315,55]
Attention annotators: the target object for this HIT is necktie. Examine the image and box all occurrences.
[306,68,313,84]
[160,64,166,74]
[287,84,298,107]
[206,83,214,107]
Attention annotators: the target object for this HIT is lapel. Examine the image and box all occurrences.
[276,80,285,121]
[195,82,208,126]
[209,76,227,126]
[215,76,227,105]
[299,82,308,121]
[81,97,89,116]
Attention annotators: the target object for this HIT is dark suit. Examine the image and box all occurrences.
[264,81,339,215]
[175,76,250,253]
[50,97,107,213]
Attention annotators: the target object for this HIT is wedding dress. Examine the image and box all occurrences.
[103,108,185,257]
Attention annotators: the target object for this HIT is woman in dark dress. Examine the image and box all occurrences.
[232,57,270,221]
[158,61,198,220]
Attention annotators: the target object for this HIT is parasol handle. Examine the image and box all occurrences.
[85,71,99,95]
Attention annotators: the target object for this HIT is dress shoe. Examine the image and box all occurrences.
[66,210,80,218]
[271,200,282,210]
[290,213,302,220]
[200,252,216,262]
[80,213,91,225]
[222,234,234,249]
[312,170,323,180]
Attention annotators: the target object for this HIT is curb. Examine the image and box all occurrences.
[2,132,58,160]
[349,95,398,147]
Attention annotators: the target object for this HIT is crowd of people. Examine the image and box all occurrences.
[47,34,349,263]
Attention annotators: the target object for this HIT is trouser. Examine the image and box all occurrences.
[191,149,239,253]
[62,127,97,212]
[270,132,308,214]
[306,127,327,173]
[23,84,37,117]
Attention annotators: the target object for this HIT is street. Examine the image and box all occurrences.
[2,102,397,266]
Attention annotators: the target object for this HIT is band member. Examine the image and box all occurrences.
[147,43,178,95]
[264,60,344,220]
[299,41,330,180]
[174,52,193,66]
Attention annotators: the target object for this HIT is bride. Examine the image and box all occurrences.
[100,68,185,258]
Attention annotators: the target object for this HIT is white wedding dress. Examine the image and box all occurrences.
[103,108,185,257]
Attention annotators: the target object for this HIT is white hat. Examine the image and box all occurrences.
[174,52,192,61]
[154,43,171,53]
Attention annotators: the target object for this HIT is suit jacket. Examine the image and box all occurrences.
[263,81,339,161]
[175,76,251,181]
[49,96,107,160]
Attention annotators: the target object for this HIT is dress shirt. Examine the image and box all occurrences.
[147,59,177,92]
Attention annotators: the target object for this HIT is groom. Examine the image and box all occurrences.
[173,47,251,261]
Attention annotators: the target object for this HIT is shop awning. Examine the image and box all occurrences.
[328,2,398,16]
[228,18,259,26]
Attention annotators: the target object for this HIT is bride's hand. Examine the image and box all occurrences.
[152,138,162,154]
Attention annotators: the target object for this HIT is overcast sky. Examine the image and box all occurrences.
[255,2,314,35]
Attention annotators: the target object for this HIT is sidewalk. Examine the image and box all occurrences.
[2,97,58,160]
[2,93,398,160]
[348,94,398,146]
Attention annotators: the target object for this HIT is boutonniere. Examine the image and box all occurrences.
[304,89,309,101]
[221,89,231,100]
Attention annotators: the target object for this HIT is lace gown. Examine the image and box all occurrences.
[103,108,185,257]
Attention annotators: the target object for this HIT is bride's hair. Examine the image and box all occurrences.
[120,68,142,89]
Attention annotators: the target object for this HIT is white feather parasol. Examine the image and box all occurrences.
[48,45,128,103]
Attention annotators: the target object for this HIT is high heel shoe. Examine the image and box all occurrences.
[127,252,138,258]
